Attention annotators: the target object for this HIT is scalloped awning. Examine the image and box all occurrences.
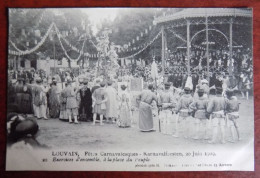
[154,8,252,25]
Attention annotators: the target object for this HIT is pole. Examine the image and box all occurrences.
[229,18,233,75]
[53,30,56,75]
[206,16,209,81]
[187,20,190,75]
[161,25,165,75]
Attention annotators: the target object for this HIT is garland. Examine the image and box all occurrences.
[167,28,206,50]
[54,24,86,61]
[119,29,162,59]
[9,23,55,55]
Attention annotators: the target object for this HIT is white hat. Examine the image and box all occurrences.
[201,79,209,84]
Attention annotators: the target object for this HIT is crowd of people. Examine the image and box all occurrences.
[6,46,254,145]
[7,69,134,127]
[7,60,252,145]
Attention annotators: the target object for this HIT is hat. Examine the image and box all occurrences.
[11,79,17,84]
[164,82,171,87]
[148,84,154,90]
[225,88,233,96]
[100,81,106,87]
[36,78,42,83]
[78,77,84,83]
[184,87,191,91]
[95,78,101,83]
[197,88,204,93]
[107,80,113,86]
[52,79,57,84]
[201,79,208,84]
[83,78,88,84]
[164,82,171,88]
[121,84,127,90]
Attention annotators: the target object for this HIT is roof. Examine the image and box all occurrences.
[154,8,252,25]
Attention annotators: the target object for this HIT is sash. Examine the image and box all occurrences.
[212,110,225,118]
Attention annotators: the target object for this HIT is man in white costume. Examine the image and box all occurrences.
[105,80,118,122]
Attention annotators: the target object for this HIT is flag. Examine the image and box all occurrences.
[185,76,193,90]
[151,60,158,80]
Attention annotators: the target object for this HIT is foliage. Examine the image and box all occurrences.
[9,8,95,64]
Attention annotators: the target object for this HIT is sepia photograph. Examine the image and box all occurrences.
[6,8,254,171]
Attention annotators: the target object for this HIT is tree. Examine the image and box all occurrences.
[8,8,96,65]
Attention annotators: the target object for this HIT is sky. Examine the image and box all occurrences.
[80,8,120,35]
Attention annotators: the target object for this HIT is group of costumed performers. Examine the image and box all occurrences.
[7,46,252,147]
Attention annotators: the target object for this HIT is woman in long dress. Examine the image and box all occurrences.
[48,80,60,118]
[117,85,131,128]
[137,84,157,132]
[59,83,68,121]
[14,78,24,113]
[20,79,33,114]
[92,81,107,125]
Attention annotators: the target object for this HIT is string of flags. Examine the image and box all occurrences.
[119,29,162,59]
[9,23,55,55]
[54,24,86,62]
[119,25,154,54]
[10,21,161,60]
[9,22,99,58]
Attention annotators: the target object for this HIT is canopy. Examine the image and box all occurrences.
[154,8,252,25]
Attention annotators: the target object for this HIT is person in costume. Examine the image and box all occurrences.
[207,87,226,144]
[59,83,68,121]
[173,87,193,138]
[117,84,131,128]
[189,88,209,140]
[32,78,47,120]
[225,89,240,142]
[48,80,60,118]
[137,84,157,132]
[105,80,118,122]
[91,78,101,93]
[41,78,49,119]
[158,82,176,134]
[13,78,24,113]
[65,79,79,124]
[92,81,107,125]
[78,78,93,121]
[20,78,33,114]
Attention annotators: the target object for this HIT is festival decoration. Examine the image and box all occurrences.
[9,23,55,55]
[54,24,86,61]
[119,29,162,59]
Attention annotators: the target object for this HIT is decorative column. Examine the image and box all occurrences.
[187,20,191,75]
